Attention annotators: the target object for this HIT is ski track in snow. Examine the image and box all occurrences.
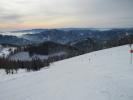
[0,45,133,100]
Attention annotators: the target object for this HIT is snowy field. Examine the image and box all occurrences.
[9,51,67,61]
[0,45,16,58]
[0,45,133,100]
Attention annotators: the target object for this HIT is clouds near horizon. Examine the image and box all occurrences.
[0,0,133,30]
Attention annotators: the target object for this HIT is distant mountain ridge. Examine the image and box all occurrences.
[0,28,133,46]
[0,34,31,46]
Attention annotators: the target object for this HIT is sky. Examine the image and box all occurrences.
[0,0,133,31]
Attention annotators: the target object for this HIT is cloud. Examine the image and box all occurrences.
[0,13,22,23]
[0,0,133,30]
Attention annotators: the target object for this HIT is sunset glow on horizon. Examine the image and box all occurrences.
[0,0,133,31]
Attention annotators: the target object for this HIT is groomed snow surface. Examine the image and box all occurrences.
[0,45,133,100]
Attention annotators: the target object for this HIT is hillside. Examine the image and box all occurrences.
[0,45,133,100]
[0,45,16,58]
[9,41,79,61]
[0,28,133,47]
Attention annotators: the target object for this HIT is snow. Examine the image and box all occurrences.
[0,45,133,100]
[9,51,67,61]
[0,46,16,58]
[9,52,34,61]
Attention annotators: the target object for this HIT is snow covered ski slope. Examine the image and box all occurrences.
[0,45,133,100]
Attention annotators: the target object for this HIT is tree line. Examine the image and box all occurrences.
[0,57,49,74]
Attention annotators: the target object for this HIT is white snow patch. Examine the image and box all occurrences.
[9,51,67,61]
[0,46,16,58]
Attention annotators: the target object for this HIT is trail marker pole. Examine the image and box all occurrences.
[131,50,132,64]
[130,44,133,64]
[127,33,132,64]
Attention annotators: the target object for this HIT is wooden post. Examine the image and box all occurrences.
[127,33,133,64]
[130,44,132,64]
[131,51,132,64]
